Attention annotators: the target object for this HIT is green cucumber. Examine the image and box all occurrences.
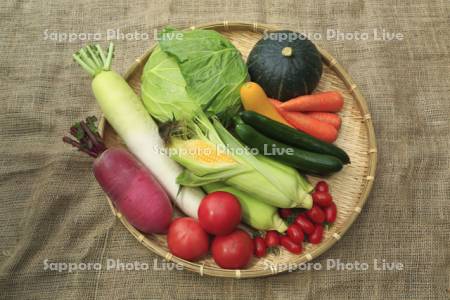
[239,111,350,164]
[235,123,343,175]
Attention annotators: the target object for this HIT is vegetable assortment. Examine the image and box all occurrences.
[274,103,339,143]
[72,43,204,219]
[274,91,346,143]
[253,181,339,255]
[141,29,313,211]
[240,82,292,126]
[67,27,350,271]
[234,123,343,175]
[239,111,350,164]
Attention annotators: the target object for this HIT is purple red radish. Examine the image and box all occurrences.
[63,116,173,234]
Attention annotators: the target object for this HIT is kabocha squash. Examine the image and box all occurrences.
[247,30,323,101]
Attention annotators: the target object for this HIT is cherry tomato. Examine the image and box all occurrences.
[287,223,304,244]
[198,191,241,236]
[264,230,280,247]
[312,191,333,207]
[278,208,292,219]
[309,224,324,244]
[306,205,326,224]
[325,202,337,223]
[211,230,254,269]
[280,235,303,254]
[167,218,209,262]
[253,237,267,258]
[315,181,329,192]
[294,214,315,235]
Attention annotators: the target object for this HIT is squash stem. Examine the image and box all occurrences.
[281,47,293,57]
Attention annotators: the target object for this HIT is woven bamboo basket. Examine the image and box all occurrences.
[98,22,377,278]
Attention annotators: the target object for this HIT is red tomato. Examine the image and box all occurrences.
[280,236,303,254]
[325,202,337,223]
[287,223,304,244]
[315,180,329,192]
[278,208,292,219]
[253,237,267,258]
[211,230,254,269]
[198,191,241,236]
[306,205,326,224]
[312,191,333,207]
[309,224,324,244]
[167,218,209,261]
[294,214,315,235]
[264,230,280,247]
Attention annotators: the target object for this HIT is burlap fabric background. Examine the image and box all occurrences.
[0,0,448,299]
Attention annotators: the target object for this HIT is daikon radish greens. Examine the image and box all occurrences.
[141,28,313,209]
[73,43,204,218]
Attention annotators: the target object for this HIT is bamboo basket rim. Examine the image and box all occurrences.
[98,21,378,279]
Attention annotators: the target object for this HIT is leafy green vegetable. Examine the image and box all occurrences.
[158,28,248,123]
[140,28,313,210]
[141,46,199,123]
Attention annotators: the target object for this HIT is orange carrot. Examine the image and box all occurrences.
[280,91,344,112]
[269,98,282,106]
[271,100,338,143]
[306,112,341,130]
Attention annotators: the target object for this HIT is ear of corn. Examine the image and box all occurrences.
[204,183,288,233]
[257,154,314,194]
[168,116,313,209]
[169,138,238,176]
[212,118,313,209]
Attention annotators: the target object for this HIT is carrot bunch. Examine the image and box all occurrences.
[271,91,344,143]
